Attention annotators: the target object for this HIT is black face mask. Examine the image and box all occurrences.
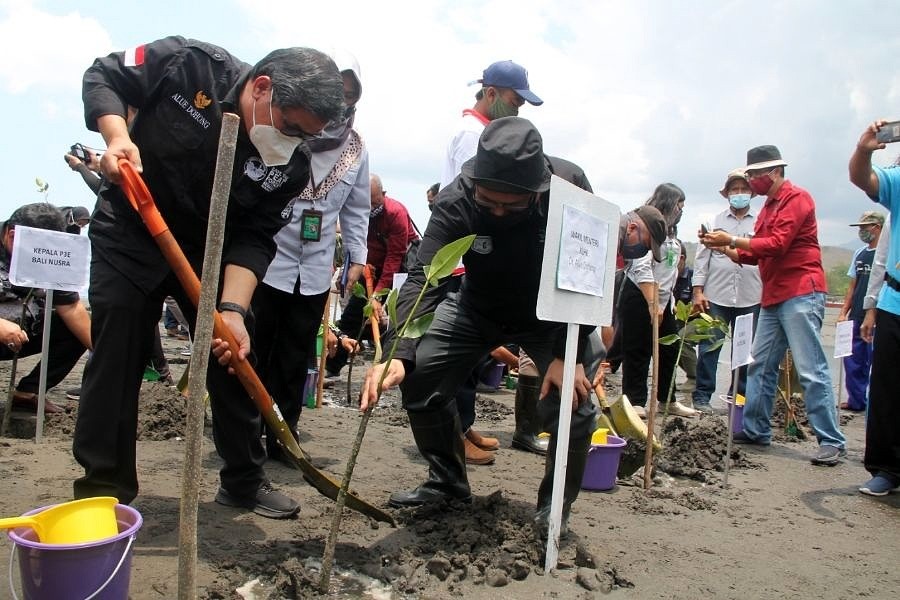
[477,205,535,232]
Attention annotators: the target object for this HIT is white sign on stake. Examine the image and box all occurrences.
[731,313,754,368]
[8,226,90,443]
[9,226,90,292]
[833,320,854,358]
[536,176,620,572]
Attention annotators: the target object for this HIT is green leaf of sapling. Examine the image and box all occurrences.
[401,313,435,339]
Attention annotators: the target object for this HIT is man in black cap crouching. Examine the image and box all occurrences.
[361,116,666,534]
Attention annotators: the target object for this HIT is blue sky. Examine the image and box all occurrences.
[1,0,898,248]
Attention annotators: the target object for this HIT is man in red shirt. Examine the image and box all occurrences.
[701,145,846,465]
[327,174,418,376]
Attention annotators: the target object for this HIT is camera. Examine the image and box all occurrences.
[70,143,91,164]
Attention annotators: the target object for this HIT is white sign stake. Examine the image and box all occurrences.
[9,226,90,442]
[537,176,620,572]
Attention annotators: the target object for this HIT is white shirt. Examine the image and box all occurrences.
[692,207,762,308]
[263,131,369,296]
[439,111,487,189]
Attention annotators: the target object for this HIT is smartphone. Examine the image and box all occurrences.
[876,121,900,144]
[700,223,709,236]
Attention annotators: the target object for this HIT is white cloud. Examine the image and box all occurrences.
[0,1,112,94]
[2,0,896,245]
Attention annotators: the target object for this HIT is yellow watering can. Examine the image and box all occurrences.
[0,496,118,544]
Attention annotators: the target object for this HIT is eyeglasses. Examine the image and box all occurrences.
[746,168,774,179]
[473,190,535,212]
[278,121,321,140]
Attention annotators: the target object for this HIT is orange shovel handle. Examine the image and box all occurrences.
[362,264,381,347]
[118,159,274,414]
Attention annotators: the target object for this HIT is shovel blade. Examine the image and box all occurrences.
[609,394,661,450]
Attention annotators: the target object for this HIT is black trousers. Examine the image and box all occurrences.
[865,309,900,479]
[0,310,86,394]
[402,294,601,447]
[617,278,677,407]
[73,253,268,504]
[252,283,327,453]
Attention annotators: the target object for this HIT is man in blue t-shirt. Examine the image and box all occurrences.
[848,120,900,497]
[837,210,884,411]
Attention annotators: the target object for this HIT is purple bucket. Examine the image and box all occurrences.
[479,362,506,390]
[725,399,744,434]
[582,436,627,491]
[8,503,142,600]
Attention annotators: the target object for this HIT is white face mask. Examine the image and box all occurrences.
[248,96,302,167]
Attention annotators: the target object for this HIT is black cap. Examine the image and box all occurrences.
[461,116,551,194]
[633,205,667,261]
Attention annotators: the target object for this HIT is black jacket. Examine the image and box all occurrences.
[387,155,596,364]
[83,36,311,292]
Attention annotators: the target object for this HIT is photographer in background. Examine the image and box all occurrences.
[64,143,103,196]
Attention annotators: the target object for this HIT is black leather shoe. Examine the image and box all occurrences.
[511,431,549,455]
[388,485,471,508]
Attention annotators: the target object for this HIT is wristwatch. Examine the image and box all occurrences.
[729,236,738,249]
[217,302,247,318]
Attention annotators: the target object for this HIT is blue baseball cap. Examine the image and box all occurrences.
[478,60,543,106]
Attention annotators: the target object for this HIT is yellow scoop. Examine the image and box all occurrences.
[591,428,609,445]
[0,497,119,544]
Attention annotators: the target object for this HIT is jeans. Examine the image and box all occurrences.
[742,292,845,447]
[693,303,759,405]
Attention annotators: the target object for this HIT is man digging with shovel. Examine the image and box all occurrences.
[72,36,344,518]
[361,117,667,535]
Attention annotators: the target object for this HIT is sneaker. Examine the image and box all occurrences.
[65,387,81,401]
[859,473,900,497]
[179,344,193,356]
[810,445,846,466]
[732,431,770,446]
[694,402,726,415]
[214,482,300,519]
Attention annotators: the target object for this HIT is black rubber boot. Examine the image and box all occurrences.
[389,408,472,507]
[534,434,590,538]
[512,375,549,455]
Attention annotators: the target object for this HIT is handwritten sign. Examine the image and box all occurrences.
[557,204,608,296]
[731,313,754,368]
[833,320,854,358]
[9,226,90,292]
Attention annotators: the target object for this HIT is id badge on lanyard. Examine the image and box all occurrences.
[300,208,323,242]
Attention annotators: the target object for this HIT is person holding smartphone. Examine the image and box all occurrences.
[848,120,900,496]
[701,145,846,466]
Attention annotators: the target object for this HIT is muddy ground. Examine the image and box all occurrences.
[0,330,898,599]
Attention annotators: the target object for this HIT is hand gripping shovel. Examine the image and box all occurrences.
[117,160,395,526]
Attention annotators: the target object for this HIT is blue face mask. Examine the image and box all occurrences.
[729,193,751,210]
